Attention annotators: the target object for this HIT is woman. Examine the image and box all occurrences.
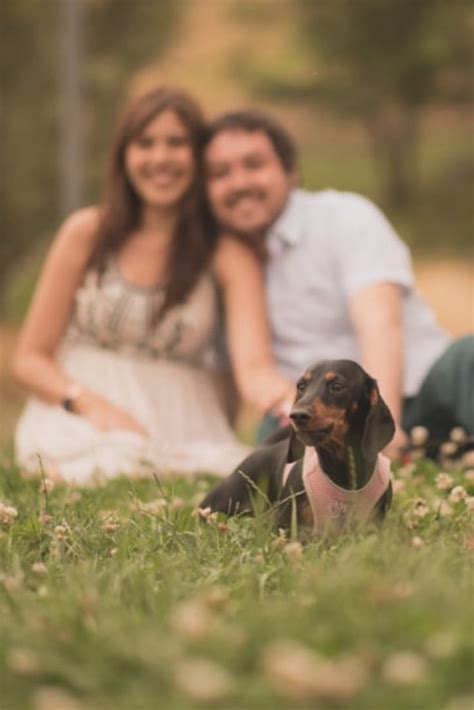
[14,87,293,484]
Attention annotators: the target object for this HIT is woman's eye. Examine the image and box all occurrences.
[135,136,152,148]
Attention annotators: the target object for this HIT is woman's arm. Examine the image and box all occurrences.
[212,236,295,416]
[13,208,147,434]
[349,282,408,456]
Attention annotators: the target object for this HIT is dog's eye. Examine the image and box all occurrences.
[296,379,306,394]
[329,380,345,393]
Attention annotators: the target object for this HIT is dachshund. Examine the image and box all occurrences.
[199,359,395,536]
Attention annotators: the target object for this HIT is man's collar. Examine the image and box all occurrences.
[267,188,305,251]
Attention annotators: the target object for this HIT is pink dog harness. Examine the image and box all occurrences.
[283,448,392,535]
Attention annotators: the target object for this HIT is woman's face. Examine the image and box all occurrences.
[124,109,195,210]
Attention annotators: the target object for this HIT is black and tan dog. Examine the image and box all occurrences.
[200,359,395,535]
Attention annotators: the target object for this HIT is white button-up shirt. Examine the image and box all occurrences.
[265,188,450,396]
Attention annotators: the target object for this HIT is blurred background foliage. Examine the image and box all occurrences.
[1,0,473,325]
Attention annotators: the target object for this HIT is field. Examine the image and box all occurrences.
[1,451,473,710]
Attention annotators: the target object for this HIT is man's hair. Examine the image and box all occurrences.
[205,110,297,173]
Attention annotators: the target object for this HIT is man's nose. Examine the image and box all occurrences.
[227,167,251,191]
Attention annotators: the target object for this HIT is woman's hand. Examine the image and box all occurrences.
[74,390,149,436]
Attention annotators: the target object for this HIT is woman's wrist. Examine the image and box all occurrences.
[61,382,85,413]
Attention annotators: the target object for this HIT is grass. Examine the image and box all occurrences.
[1,451,474,710]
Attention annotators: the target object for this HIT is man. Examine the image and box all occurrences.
[204,110,474,456]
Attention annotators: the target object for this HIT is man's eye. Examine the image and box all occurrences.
[296,379,306,394]
[207,165,229,180]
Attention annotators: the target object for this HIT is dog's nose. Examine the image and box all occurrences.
[289,409,312,427]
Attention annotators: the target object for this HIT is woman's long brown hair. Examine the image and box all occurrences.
[90,87,217,319]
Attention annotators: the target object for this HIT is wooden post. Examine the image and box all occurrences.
[58,0,82,217]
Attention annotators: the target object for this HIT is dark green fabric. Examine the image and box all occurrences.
[403,335,474,440]
[256,414,280,444]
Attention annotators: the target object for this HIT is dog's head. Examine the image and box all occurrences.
[289,359,395,460]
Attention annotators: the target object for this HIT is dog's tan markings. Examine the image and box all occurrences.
[351,401,358,412]
[324,371,336,382]
[370,388,379,406]
[303,372,312,382]
[309,401,349,457]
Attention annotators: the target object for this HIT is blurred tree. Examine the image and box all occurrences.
[0,0,179,316]
[242,0,473,208]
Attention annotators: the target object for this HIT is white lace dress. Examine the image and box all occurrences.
[15,259,250,483]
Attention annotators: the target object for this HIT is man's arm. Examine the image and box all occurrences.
[349,282,408,457]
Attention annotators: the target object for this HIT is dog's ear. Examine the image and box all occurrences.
[287,429,305,462]
[361,380,395,460]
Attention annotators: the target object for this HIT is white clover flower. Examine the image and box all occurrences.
[194,506,212,520]
[174,658,234,703]
[450,427,467,443]
[284,541,304,561]
[413,499,430,519]
[382,651,428,685]
[7,648,40,676]
[31,562,48,575]
[463,451,474,468]
[170,599,215,641]
[411,536,425,548]
[448,485,467,504]
[140,498,167,516]
[440,441,458,457]
[170,496,184,511]
[439,500,454,517]
[199,586,229,610]
[38,513,53,525]
[464,469,474,484]
[392,479,406,494]
[435,473,454,491]
[410,426,429,446]
[465,496,474,512]
[33,686,86,710]
[0,502,18,526]
[1,572,24,593]
[261,640,368,701]
[39,478,55,495]
[103,519,120,534]
[53,524,68,541]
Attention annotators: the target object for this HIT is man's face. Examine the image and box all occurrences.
[205,129,294,238]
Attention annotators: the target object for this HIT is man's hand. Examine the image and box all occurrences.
[245,370,295,418]
[383,426,409,461]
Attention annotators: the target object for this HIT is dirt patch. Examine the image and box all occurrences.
[413,258,473,337]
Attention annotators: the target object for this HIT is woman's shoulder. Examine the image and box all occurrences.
[59,206,101,240]
[55,206,102,255]
[212,234,260,265]
[45,206,104,274]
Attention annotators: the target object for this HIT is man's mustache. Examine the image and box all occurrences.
[225,189,265,208]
